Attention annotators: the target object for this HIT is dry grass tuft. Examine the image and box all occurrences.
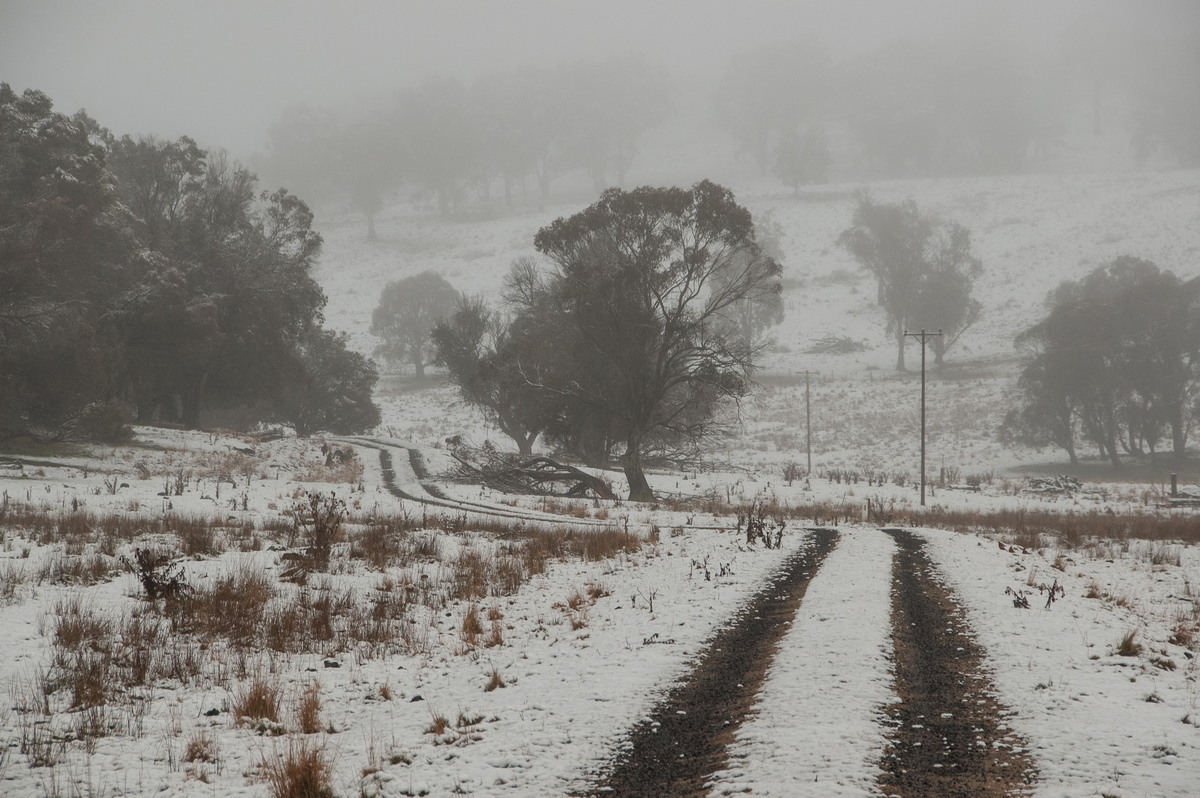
[461,603,485,646]
[426,712,450,735]
[1115,629,1143,657]
[485,665,506,692]
[234,676,282,726]
[295,682,322,734]
[184,729,219,763]
[260,738,334,798]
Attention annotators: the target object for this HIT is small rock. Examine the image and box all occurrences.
[324,659,341,668]
[204,708,220,717]
[410,694,424,703]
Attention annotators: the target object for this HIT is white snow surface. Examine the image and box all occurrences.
[3,168,1200,795]
[712,526,896,796]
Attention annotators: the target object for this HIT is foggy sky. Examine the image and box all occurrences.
[2,0,1196,159]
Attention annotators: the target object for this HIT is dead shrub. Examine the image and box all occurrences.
[292,491,347,570]
[122,547,190,601]
[260,738,334,798]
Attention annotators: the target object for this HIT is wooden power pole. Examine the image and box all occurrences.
[903,329,942,506]
[801,370,819,474]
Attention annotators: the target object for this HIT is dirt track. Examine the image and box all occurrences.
[580,528,839,797]
[879,528,1036,797]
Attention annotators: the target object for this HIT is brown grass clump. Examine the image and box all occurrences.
[184,730,219,763]
[169,514,219,557]
[461,603,485,645]
[484,665,506,692]
[426,712,450,735]
[1115,629,1143,657]
[260,738,334,798]
[234,676,282,725]
[172,565,273,645]
[1168,622,1195,649]
[296,682,322,734]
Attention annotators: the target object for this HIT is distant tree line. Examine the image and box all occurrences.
[1002,258,1200,466]
[0,85,379,442]
[255,55,670,238]
[257,27,1200,221]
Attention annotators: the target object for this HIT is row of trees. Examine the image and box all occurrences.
[256,56,669,237]
[428,181,783,500]
[1003,257,1200,466]
[0,85,379,442]
[259,28,1200,226]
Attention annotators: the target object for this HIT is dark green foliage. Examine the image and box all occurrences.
[523,181,780,500]
[277,329,380,437]
[371,271,458,376]
[1004,257,1200,465]
[0,85,379,440]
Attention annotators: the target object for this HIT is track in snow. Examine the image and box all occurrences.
[579,528,840,798]
[879,528,1036,797]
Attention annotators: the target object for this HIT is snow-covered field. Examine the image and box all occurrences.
[2,167,1200,796]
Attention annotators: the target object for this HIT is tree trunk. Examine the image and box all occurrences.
[413,355,425,378]
[1171,406,1187,464]
[895,333,907,371]
[182,374,207,429]
[623,437,654,502]
[516,431,536,457]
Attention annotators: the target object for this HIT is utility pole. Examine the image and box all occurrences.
[800,370,819,474]
[903,329,942,506]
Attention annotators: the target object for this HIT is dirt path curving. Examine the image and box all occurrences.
[879,528,1036,797]
[579,528,840,798]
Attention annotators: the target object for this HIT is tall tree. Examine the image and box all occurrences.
[838,195,982,370]
[521,180,781,500]
[254,104,341,208]
[431,292,553,456]
[1007,258,1200,466]
[371,271,459,377]
[0,85,134,439]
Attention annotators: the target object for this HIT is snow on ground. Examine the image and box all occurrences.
[4,168,1200,795]
[921,527,1200,798]
[712,526,896,797]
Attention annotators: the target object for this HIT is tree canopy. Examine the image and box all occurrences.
[1003,257,1200,466]
[501,181,781,500]
[0,84,379,441]
[838,195,982,370]
[371,271,459,377]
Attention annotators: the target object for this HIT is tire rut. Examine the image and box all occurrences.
[880,528,1036,797]
[580,528,839,798]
